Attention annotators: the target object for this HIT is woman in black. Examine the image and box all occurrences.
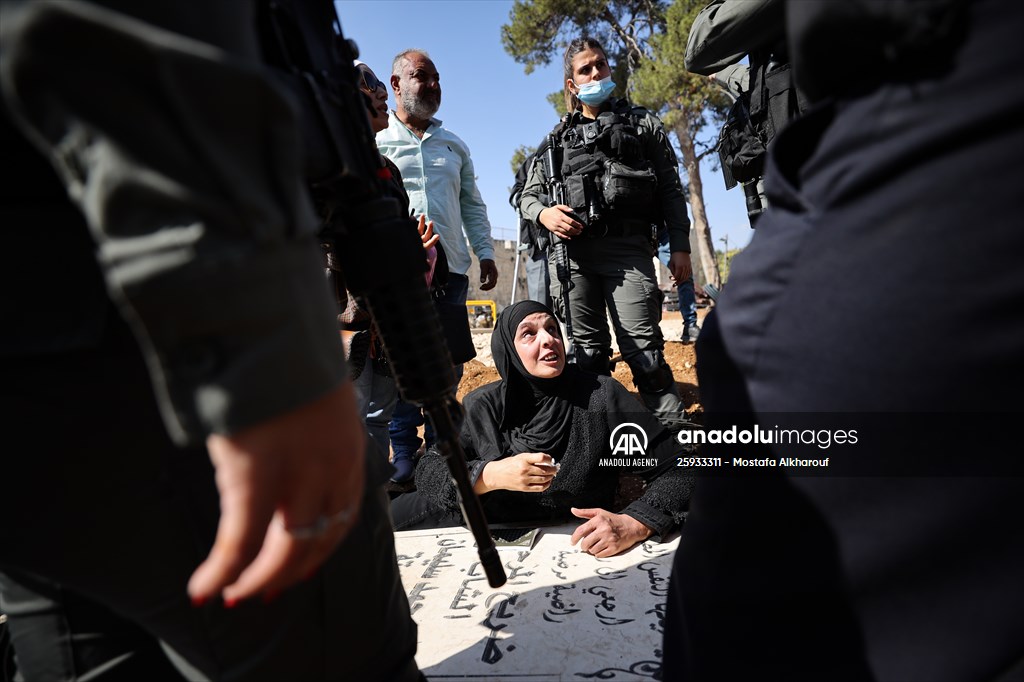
[391,300,694,557]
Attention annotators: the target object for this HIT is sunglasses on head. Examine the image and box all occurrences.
[358,68,386,94]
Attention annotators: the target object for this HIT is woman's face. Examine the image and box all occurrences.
[358,65,389,134]
[568,47,611,90]
[514,312,565,379]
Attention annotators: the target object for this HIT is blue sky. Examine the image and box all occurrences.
[335,0,753,252]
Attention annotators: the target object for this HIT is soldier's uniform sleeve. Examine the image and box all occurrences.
[0,1,346,445]
[518,156,550,228]
[713,63,751,100]
[640,110,691,254]
[685,0,785,74]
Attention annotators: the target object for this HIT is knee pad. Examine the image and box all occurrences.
[627,350,674,394]
[575,346,612,376]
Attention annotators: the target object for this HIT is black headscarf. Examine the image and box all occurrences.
[490,300,577,457]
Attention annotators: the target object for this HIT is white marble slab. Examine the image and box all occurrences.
[394,523,678,680]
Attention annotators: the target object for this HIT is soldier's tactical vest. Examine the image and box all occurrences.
[558,100,658,232]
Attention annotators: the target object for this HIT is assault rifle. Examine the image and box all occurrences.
[540,133,578,363]
[260,0,505,588]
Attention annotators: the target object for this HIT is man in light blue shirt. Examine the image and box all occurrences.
[377,48,497,482]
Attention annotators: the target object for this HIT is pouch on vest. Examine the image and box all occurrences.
[562,155,601,215]
[763,63,805,142]
[602,160,656,211]
[609,127,642,164]
[717,95,766,186]
[563,174,587,212]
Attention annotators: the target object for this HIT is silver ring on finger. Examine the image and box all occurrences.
[282,505,355,540]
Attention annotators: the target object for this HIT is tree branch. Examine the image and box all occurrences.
[600,7,643,69]
[695,147,715,163]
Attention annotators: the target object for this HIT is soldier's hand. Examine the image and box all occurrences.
[187,382,365,606]
[479,258,499,291]
[668,251,693,284]
[539,205,584,240]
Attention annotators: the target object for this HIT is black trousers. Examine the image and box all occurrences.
[0,314,421,681]
[663,0,1024,679]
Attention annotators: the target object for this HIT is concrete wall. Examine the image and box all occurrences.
[465,240,529,314]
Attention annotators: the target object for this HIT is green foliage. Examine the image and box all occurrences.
[546,90,568,117]
[631,0,730,134]
[715,248,742,283]
[502,0,665,74]
[509,145,535,175]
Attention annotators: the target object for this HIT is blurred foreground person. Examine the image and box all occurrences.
[0,1,421,679]
[664,0,1024,680]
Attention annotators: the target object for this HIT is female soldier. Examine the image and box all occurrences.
[519,38,693,428]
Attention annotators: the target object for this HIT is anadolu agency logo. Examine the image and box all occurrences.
[609,422,648,456]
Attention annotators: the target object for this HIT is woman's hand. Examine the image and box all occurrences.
[417,216,439,286]
[539,205,584,240]
[570,507,653,557]
[417,215,440,250]
[475,452,557,494]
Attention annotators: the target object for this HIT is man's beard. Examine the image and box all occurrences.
[401,89,439,120]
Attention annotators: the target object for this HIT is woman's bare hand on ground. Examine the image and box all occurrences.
[570,507,653,557]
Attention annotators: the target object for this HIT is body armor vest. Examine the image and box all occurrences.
[557,101,658,229]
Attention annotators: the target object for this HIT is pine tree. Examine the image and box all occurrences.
[632,0,731,288]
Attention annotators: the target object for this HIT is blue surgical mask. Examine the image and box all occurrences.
[574,76,615,106]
